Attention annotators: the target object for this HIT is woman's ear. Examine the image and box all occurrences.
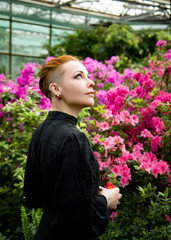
[49,83,61,96]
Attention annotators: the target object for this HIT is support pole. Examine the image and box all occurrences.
[9,2,12,75]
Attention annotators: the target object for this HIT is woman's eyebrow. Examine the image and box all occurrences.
[73,70,88,75]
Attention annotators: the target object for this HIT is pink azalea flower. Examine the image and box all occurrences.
[38,97,51,110]
[93,134,101,144]
[46,56,55,64]
[140,129,153,138]
[163,49,171,59]
[156,40,167,48]
[165,215,171,223]
[0,73,6,82]
[104,109,113,120]
[102,136,117,150]
[97,82,104,88]
[157,68,164,78]
[99,122,110,131]
[130,114,139,126]
[154,90,171,104]
[123,68,134,80]
[133,143,144,153]
[110,211,118,221]
[151,135,161,152]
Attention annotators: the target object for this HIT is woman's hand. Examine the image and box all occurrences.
[99,186,122,210]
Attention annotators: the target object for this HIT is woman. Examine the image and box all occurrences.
[24,55,122,240]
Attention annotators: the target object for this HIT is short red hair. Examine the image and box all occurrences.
[39,55,79,99]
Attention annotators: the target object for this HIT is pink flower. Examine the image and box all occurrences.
[151,117,165,135]
[167,65,171,78]
[106,70,123,86]
[0,73,6,82]
[157,68,164,78]
[151,135,161,152]
[94,151,101,160]
[0,111,5,118]
[123,68,134,80]
[96,90,108,105]
[154,90,171,104]
[130,114,139,126]
[156,40,167,48]
[99,122,110,131]
[102,136,117,150]
[46,56,55,64]
[158,160,170,175]
[163,49,171,59]
[38,97,51,110]
[94,151,103,170]
[133,143,144,153]
[107,86,130,108]
[19,122,24,132]
[111,162,131,187]
[140,129,153,138]
[165,215,171,223]
[93,134,101,144]
[107,56,119,65]
[110,211,118,221]
[104,109,113,120]
[114,111,139,126]
[97,82,104,88]
[137,151,169,178]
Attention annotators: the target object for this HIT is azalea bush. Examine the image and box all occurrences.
[0,40,171,239]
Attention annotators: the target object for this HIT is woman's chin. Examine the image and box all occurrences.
[86,99,95,107]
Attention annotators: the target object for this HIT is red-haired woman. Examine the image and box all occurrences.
[24,55,122,240]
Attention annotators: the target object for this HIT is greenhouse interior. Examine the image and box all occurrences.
[0,0,170,77]
[0,0,171,240]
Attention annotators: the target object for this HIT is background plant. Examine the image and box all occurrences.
[43,24,171,67]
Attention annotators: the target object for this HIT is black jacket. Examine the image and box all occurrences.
[24,111,110,240]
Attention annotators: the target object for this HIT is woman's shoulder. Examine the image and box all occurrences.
[32,118,86,149]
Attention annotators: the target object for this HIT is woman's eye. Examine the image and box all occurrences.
[75,74,82,79]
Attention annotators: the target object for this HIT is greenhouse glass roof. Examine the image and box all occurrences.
[34,0,171,23]
[0,0,170,27]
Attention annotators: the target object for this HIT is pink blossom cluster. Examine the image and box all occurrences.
[132,143,169,178]
[89,41,171,188]
[113,110,139,126]
[149,60,164,79]
[0,62,52,117]
[83,57,123,87]
[163,49,171,60]
[156,39,167,48]
[16,63,37,87]
[106,86,130,114]
[94,148,132,188]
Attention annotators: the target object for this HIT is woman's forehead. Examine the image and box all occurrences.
[62,60,88,75]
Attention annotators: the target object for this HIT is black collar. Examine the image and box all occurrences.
[47,111,77,126]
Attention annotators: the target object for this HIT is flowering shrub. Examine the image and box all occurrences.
[0,40,171,239]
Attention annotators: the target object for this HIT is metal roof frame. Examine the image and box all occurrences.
[0,0,170,28]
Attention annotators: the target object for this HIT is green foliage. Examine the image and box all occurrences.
[0,97,47,238]
[100,183,171,240]
[0,233,8,240]
[44,24,171,67]
[21,207,43,240]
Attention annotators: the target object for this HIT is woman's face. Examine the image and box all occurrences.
[59,60,95,110]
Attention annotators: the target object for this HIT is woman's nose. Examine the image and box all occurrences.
[87,78,95,87]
